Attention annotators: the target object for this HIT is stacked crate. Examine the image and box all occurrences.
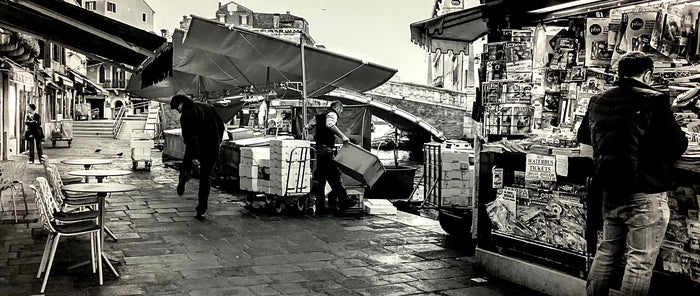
[239,147,270,192]
[269,140,312,196]
[440,148,474,207]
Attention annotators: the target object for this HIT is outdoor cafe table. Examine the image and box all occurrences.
[60,158,112,170]
[61,183,140,282]
[67,169,131,183]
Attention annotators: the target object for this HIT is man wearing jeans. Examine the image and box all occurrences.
[577,52,688,295]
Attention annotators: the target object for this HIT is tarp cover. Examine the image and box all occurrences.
[410,5,489,54]
[128,16,397,99]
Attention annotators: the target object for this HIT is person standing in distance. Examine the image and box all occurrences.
[305,100,357,214]
[170,94,225,221]
[578,52,688,295]
[24,104,44,164]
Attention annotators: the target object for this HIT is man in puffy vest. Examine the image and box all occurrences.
[170,94,225,221]
[305,100,356,214]
[578,52,688,295]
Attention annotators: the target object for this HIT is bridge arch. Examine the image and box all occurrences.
[320,89,447,141]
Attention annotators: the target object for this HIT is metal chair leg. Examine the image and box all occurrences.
[40,233,61,293]
[37,234,53,279]
[90,233,96,273]
[97,231,103,285]
[20,182,28,215]
[0,190,4,214]
[11,188,17,223]
[105,227,118,241]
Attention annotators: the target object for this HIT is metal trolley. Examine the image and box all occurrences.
[421,142,474,236]
[130,130,154,170]
[243,146,317,215]
[48,119,73,148]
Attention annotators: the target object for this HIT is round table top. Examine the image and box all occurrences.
[61,159,113,166]
[67,170,132,178]
[62,183,140,193]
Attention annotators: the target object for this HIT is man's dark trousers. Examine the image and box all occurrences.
[313,144,346,210]
[181,157,217,216]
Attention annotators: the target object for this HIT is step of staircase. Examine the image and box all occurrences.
[73,119,115,138]
[124,114,148,121]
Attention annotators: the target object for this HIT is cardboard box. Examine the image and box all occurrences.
[240,177,260,191]
[335,143,385,187]
[240,147,270,160]
[364,199,397,215]
[239,164,260,179]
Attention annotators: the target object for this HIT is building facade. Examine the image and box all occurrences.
[214,1,315,45]
[78,0,154,32]
[81,0,156,119]
[427,0,482,95]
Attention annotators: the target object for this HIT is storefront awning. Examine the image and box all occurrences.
[69,68,109,96]
[0,0,165,67]
[128,16,397,100]
[410,5,488,54]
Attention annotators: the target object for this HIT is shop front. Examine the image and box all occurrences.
[412,0,700,294]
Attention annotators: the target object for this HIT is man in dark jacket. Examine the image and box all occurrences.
[24,104,43,164]
[305,100,356,214]
[171,94,225,221]
[578,52,688,295]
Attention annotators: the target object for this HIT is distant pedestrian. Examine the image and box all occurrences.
[170,94,225,221]
[578,52,688,295]
[24,104,44,164]
[305,100,357,214]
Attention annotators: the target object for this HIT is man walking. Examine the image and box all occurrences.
[171,94,225,221]
[578,52,688,295]
[305,100,357,214]
[24,104,44,164]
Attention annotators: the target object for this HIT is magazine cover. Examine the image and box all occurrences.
[585,18,613,66]
[608,9,624,53]
[565,66,587,82]
[612,11,663,68]
[487,61,507,81]
[568,18,587,65]
[506,42,533,72]
[500,105,513,135]
[511,105,533,135]
[651,6,683,58]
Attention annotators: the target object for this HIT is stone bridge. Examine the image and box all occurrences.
[323,80,475,141]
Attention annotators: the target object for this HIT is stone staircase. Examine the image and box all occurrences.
[72,119,114,138]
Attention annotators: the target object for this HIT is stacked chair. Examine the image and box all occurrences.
[0,154,29,222]
[31,177,102,293]
[42,155,82,184]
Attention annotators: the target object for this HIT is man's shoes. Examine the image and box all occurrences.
[176,180,186,196]
[195,214,206,221]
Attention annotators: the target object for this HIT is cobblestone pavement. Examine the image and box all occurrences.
[1,137,542,296]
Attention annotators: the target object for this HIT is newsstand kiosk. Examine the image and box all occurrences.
[412,1,700,295]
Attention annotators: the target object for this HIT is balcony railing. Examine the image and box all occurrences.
[101,80,127,89]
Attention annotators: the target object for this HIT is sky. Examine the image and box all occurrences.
[146,0,435,84]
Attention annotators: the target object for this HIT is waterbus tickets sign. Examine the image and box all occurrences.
[525,153,556,182]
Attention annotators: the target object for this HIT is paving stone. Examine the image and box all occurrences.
[377,273,417,284]
[248,284,281,296]
[407,277,470,292]
[270,282,309,294]
[355,283,421,296]
[267,271,307,283]
[302,280,344,292]
[335,277,391,289]
[407,268,467,280]
[251,264,302,275]
[188,287,254,296]
[337,267,378,278]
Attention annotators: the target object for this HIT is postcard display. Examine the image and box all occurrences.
[479,2,700,283]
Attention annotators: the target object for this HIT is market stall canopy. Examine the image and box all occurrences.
[128,16,397,99]
[0,0,165,67]
[410,4,489,54]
